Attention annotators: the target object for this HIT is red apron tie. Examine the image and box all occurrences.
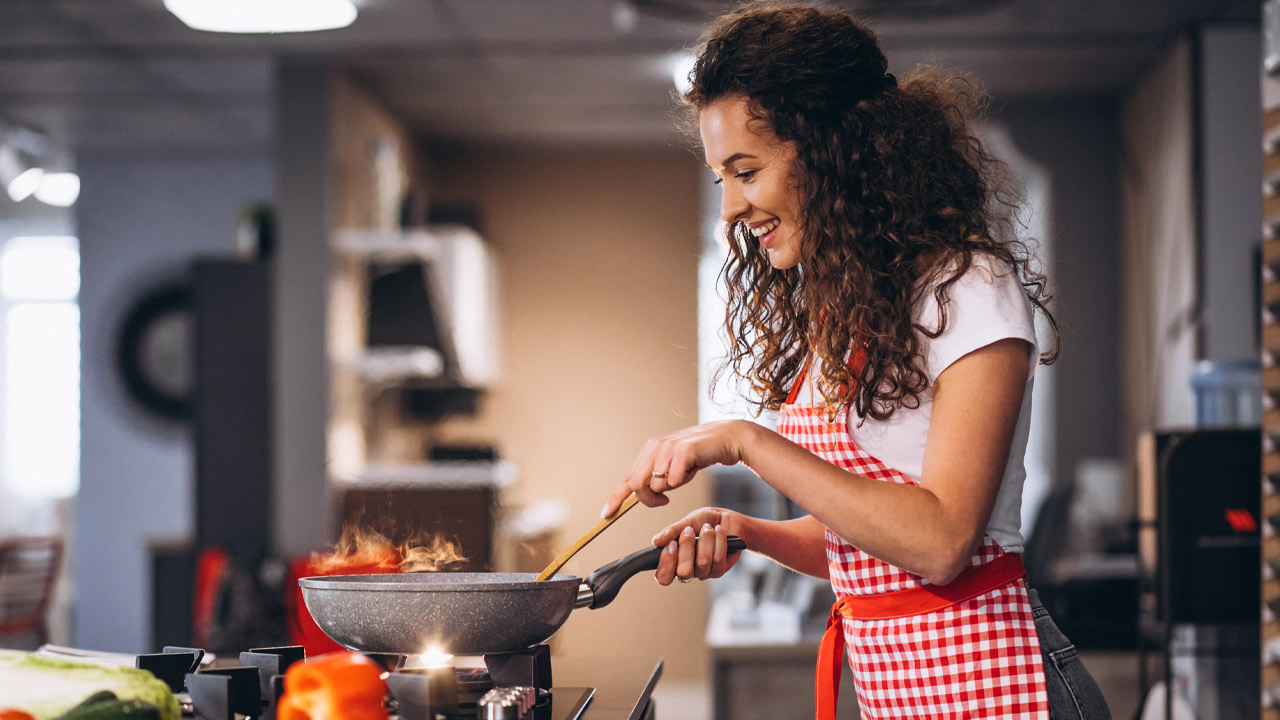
[816,599,850,720]
[814,552,1027,719]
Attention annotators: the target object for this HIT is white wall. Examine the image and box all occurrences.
[76,152,270,651]
[1120,37,1198,452]
[1199,24,1263,360]
[997,98,1124,491]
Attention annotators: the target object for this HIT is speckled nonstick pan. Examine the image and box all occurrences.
[299,536,746,655]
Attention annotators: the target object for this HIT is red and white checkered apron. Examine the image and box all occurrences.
[777,366,1048,719]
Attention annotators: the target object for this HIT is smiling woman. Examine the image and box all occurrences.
[601,4,1109,719]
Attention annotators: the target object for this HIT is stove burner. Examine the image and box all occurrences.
[483,644,553,691]
[127,640,597,720]
[478,686,537,719]
[182,646,297,720]
[456,667,496,703]
[386,667,460,719]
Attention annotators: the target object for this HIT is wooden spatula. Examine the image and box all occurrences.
[535,494,640,581]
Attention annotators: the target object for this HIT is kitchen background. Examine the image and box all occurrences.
[0,0,1268,718]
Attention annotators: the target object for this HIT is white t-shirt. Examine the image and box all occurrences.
[804,254,1038,552]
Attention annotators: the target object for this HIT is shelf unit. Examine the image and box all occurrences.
[327,225,499,480]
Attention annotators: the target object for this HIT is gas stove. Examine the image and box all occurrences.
[38,643,661,720]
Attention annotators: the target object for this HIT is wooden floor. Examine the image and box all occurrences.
[1080,650,1144,720]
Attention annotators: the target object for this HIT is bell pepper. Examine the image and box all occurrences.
[277,652,387,720]
[0,710,37,720]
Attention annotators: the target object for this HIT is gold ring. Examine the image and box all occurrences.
[651,470,668,479]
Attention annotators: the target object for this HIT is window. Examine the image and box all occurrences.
[0,235,80,499]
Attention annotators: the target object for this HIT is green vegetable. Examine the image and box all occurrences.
[67,693,117,712]
[54,699,159,720]
[0,651,178,720]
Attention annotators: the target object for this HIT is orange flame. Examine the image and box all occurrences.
[399,533,468,573]
[310,525,467,574]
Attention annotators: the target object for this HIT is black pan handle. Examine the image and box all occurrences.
[580,535,747,609]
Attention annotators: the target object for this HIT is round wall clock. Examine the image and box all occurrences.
[116,282,193,421]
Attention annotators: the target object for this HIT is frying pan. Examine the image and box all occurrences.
[299,536,746,655]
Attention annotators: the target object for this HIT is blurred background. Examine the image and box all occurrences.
[0,1,1270,718]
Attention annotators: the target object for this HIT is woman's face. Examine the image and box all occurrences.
[700,95,804,270]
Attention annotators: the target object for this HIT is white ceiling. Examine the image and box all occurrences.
[0,0,1261,157]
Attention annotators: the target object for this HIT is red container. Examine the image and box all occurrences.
[288,554,399,656]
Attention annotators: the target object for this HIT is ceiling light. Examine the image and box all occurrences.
[7,168,43,202]
[33,173,80,207]
[0,145,41,202]
[164,0,358,33]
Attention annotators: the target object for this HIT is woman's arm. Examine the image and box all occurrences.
[650,511,830,581]
[605,338,1031,586]
[742,338,1028,584]
[739,515,830,578]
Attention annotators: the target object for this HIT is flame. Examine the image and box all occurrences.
[309,525,467,574]
[417,644,454,668]
[400,533,467,573]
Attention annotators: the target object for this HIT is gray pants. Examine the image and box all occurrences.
[1028,589,1113,720]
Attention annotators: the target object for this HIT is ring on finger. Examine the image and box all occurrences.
[678,577,692,584]
[651,470,668,479]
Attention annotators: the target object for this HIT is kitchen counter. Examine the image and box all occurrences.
[554,655,662,720]
[710,642,858,720]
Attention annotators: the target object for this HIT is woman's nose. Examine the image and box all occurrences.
[719,185,749,224]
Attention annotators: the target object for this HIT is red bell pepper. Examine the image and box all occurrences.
[277,652,388,720]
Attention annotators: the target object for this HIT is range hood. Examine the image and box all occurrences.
[333,225,499,388]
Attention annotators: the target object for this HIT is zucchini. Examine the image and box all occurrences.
[66,694,116,713]
[53,700,159,720]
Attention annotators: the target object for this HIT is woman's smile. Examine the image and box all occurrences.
[748,218,781,247]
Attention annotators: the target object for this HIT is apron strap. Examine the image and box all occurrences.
[814,552,1026,718]
[815,599,850,720]
[784,345,868,408]
[786,352,814,406]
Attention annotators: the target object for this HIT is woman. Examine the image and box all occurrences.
[599,4,1110,719]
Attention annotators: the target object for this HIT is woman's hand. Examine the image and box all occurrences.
[601,420,757,517]
[650,507,748,585]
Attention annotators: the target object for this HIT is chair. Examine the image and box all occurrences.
[0,536,63,645]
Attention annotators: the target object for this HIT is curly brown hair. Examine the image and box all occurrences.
[683,2,1059,421]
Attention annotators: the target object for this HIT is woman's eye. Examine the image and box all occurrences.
[737,170,756,182]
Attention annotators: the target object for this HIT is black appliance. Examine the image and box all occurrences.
[1137,427,1260,720]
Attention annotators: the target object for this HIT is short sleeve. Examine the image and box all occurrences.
[914,254,1038,383]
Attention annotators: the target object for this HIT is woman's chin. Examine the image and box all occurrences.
[766,250,801,270]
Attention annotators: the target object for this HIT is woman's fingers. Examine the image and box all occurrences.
[675,526,697,580]
[630,477,667,508]
[662,523,725,583]
[602,462,672,518]
[607,420,754,518]
[652,508,719,546]
[694,523,715,580]
[649,441,675,493]
[650,507,746,584]
[601,481,631,518]
[709,524,729,577]
[654,540,678,586]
